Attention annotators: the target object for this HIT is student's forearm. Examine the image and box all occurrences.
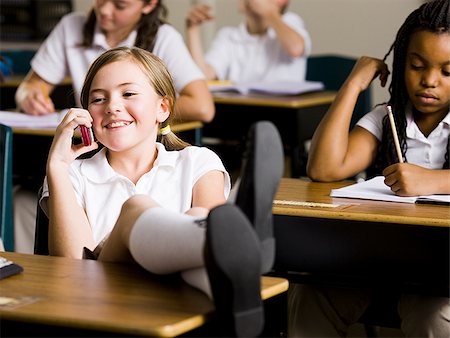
[174,80,215,123]
[47,163,95,258]
[425,169,450,194]
[15,71,55,114]
[267,14,305,57]
[307,83,361,179]
[186,27,216,80]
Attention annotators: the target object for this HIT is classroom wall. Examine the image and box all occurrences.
[74,0,425,105]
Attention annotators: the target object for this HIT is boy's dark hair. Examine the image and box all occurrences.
[81,1,168,51]
[370,0,450,176]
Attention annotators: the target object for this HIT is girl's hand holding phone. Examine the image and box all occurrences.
[48,109,98,167]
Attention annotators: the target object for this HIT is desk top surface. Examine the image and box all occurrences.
[212,90,336,108]
[274,178,450,227]
[0,252,288,337]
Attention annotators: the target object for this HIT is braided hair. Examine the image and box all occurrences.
[370,0,450,176]
[81,1,168,51]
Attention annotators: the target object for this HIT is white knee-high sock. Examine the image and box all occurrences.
[129,207,206,275]
[181,268,212,299]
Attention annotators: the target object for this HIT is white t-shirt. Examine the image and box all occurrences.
[205,12,311,83]
[356,104,450,169]
[31,12,205,106]
[40,143,231,245]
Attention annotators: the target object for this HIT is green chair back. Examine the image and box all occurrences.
[306,54,372,127]
[0,124,14,251]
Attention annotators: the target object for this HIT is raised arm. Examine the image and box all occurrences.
[15,70,56,115]
[307,56,390,181]
[185,3,218,80]
[248,0,305,57]
[46,109,99,258]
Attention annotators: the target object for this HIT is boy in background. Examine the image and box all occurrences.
[185,0,311,83]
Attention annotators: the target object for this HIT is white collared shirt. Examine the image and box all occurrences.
[41,143,230,245]
[205,12,311,83]
[356,104,450,169]
[31,12,204,106]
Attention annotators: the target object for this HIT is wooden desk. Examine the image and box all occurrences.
[207,91,336,177]
[0,252,288,337]
[212,90,336,109]
[0,76,72,88]
[272,178,449,296]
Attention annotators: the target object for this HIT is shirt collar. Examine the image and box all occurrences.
[80,143,178,183]
[405,102,450,138]
[92,24,137,49]
[237,22,276,41]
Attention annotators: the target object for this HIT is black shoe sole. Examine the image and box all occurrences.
[205,204,264,337]
[235,121,284,274]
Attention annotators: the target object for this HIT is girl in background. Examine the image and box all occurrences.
[294,0,450,336]
[185,0,311,83]
[16,0,214,122]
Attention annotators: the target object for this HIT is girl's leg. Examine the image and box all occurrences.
[398,294,450,337]
[98,194,160,262]
[205,203,264,337]
[288,284,371,337]
[100,194,207,274]
[233,121,284,274]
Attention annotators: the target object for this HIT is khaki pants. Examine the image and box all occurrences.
[288,284,450,338]
[13,187,37,254]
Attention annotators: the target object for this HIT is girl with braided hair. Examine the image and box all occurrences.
[290,0,450,336]
[307,0,449,197]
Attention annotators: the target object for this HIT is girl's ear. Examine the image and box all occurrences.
[156,97,170,123]
[142,0,158,15]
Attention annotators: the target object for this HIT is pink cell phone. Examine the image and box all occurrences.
[80,126,94,146]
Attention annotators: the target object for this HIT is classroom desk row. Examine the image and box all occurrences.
[1,178,448,336]
[0,252,288,337]
[272,178,450,297]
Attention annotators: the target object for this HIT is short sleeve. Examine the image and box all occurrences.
[31,13,84,84]
[153,25,205,92]
[356,105,387,141]
[282,12,312,56]
[188,147,231,199]
[39,161,86,217]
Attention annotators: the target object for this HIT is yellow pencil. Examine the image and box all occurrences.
[40,83,49,100]
[386,105,404,163]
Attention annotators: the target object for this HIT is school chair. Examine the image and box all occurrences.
[34,187,49,255]
[0,124,14,251]
[306,54,372,126]
[292,54,373,177]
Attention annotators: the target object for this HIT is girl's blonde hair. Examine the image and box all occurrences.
[80,46,190,151]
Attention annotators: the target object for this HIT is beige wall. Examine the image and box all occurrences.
[72,0,424,104]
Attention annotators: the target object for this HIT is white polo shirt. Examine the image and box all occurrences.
[31,12,205,106]
[40,143,231,245]
[356,104,450,169]
[205,12,312,83]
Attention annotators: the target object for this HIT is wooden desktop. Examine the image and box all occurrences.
[208,90,337,177]
[0,252,289,337]
[272,178,450,296]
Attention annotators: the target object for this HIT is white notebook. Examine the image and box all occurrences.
[330,176,450,205]
[208,80,325,96]
[0,110,67,128]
